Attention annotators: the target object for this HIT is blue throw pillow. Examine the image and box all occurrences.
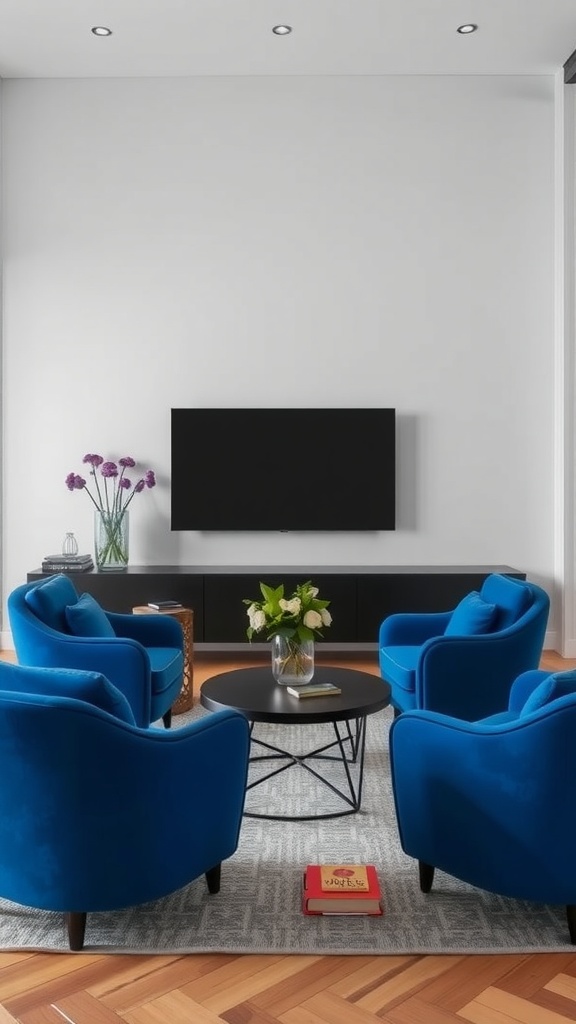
[521,669,576,716]
[444,592,497,637]
[65,593,116,638]
[24,574,79,632]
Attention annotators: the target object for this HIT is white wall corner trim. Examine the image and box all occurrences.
[554,72,576,656]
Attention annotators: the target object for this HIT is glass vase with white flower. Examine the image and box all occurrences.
[243,580,332,685]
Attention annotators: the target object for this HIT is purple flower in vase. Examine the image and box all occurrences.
[82,454,104,468]
[65,452,156,518]
[65,473,86,491]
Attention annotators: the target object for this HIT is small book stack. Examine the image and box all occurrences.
[302,864,383,916]
[147,600,183,611]
[41,553,94,573]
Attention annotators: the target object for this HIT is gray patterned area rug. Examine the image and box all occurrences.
[0,705,572,954]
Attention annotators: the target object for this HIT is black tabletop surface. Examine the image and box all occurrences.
[200,665,391,725]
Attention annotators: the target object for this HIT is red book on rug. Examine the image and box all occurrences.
[302,864,383,916]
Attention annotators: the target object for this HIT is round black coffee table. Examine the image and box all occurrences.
[200,666,391,820]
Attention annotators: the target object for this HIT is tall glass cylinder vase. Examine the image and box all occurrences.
[94,510,129,571]
[271,635,315,685]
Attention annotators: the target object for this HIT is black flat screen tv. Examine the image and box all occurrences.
[171,407,396,531]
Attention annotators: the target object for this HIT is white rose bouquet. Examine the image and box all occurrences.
[243,580,332,643]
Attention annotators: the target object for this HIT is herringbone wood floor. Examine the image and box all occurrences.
[0,648,575,1023]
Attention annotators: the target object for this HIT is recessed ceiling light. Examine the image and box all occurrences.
[457,24,478,34]
[91,26,112,37]
[272,25,292,35]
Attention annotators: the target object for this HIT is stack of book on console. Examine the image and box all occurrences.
[41,553,94,573]
[302,864,383,916]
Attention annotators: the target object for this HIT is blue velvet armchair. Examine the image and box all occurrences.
[8,574,184,728]
[389,667,576,944]
[379,573,550,719]
[0,660,250,950]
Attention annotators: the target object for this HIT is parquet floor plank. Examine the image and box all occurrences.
[20,990,124,1024]
[222,999,287,1023]
[298,989,398,1023]
[122,989,227,1023]
[96,955,240,1013]
[383,994,467,1022]
[245,956,360,1017]
[495,953,576,997]
[450,1001,521,1024]
[14,1007,69,1024]
[409,954,529,1011]
[0,954,107,1007]
[3,956,178,1018]
[188,955,326,1014]
[528,988,576,1019]
[0,954,36,969]
[278,1003,336,1024]
[89,953,234,1004]
[459,986,576,1024]
[0,1005,20,1024]
[352,955,464,1013]
[546,973,576,1002]
[326,956,419,998]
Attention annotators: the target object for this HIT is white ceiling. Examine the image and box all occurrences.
[0,0,576,79]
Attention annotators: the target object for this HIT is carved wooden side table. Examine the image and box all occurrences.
[132,605,194,714]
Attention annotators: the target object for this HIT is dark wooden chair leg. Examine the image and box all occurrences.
[162,708,172,729]
[418,861,435,893]
[205,863,222,894]
[66,912,87,951]
[566,905,576,944]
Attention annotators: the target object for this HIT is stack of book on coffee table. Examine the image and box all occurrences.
[41,553,94,573]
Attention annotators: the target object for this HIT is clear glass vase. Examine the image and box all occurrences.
[271,635,315,685]
[94,510,129,571]
[62,532,79,556]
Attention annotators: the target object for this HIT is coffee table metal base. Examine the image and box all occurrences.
[245,716,366,821]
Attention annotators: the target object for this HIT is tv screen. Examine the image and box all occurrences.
[171,407,395,531]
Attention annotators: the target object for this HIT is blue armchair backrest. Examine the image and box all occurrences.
[19,574,80,634]
[479,573,534,631]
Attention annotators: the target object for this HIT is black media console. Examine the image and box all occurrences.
[26,564,526,648]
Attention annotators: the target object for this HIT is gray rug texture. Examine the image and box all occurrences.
[0,705,573,954]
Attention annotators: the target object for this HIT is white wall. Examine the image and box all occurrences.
[1,75,557,637]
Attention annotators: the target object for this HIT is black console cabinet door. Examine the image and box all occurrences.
[203,574,357,643]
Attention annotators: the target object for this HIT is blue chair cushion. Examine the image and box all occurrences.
[148,648,184,696]
[444,592,497,637]
[65,593,116,638]
[0,665,135,724]
[520,669,576,717]
[480,574,532,631]
[379,646,420,693]
[24,574,79,632]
